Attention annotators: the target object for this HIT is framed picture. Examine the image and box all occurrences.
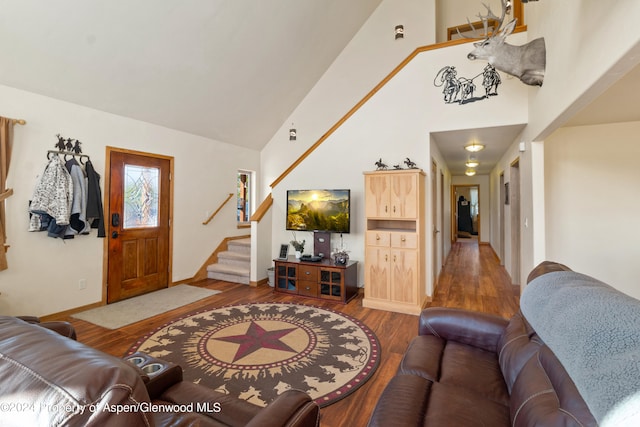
[504,182,510,205]
[278,244,289,259]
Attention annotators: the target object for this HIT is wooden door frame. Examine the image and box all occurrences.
[499,172,505,265]
[102,146,175,304]
[450,184,481,243]
[431,160,439,288]
[510,158,521,285]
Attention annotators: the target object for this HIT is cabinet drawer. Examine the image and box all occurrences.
[298,265,318,281]
[390,232,417,249]
[299,280,318,297]
[366,231,390,247]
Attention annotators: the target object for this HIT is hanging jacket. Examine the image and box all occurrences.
[29,156,73,227]
[65,158,90,235]
[85,160,106,238]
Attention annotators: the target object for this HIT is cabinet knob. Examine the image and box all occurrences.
[305,286,311,290]
[401,236,406,242]
[393,206,396,213]
[385,254,388,262]
[305,271,310,275]
[376,234,380,241]
[385,205,388,213]
[394,255,397,262]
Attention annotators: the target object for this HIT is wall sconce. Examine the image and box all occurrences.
[465,168,476,177]
[464,141,485,152]
[465,157,479,168]
[289,128,297,141]
[395,25,404,40]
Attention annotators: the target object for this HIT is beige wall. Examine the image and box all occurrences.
[0,85,259,316]
[544,121,640,299]
[490,1,640,287]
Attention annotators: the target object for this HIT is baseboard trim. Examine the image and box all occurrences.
[40,301,104,322]
[250,277,269,288]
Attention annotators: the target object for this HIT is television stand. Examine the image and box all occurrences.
[273,257,358,304]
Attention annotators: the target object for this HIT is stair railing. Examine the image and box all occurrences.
[203,193,234,225]
[250,193,272,223]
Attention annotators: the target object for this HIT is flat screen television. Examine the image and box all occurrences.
[286,189,350,233]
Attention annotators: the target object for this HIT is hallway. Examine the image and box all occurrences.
[429,240,520,319]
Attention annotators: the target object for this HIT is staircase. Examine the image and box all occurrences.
[206,238,251,285]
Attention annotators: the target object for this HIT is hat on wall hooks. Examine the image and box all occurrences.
[395,25,404,40]
[289,126,297,141]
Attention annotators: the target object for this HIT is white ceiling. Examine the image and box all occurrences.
[0,0,382,150]
[1,1,638,174]
[432,124,526,176]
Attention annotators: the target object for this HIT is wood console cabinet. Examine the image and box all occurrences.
[273,257,358,304]
[363,169,427,315]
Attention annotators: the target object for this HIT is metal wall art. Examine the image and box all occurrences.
[434,64,501,105]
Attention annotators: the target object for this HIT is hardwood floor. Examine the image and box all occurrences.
[55,240,519,427]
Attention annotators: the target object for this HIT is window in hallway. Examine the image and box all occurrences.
[237,170,253,224]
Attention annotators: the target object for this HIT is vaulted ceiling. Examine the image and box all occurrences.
[0,0,382,150]
[2,1,638,175]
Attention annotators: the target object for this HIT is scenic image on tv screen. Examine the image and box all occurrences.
[286,189,350,233]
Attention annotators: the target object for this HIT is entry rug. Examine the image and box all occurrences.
[73,285,221,329]
[126,302,380,407]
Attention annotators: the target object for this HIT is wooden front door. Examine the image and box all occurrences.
[107,149,172,303]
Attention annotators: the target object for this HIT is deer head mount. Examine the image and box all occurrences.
[459,0,545,86]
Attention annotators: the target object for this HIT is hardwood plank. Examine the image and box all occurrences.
[53,240,517,427]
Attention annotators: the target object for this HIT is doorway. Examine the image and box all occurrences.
[451,185,480,242]
[431,161,439,288]
[105,148,173,303]
[510,159,521,285]
[499,172,505,265]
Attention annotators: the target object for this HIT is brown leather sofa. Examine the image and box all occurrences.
[0,316,319,427]
[368,261,606,427]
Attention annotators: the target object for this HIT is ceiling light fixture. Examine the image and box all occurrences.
[464,141,485,152]
[465,157,479,168]
[465,168,476,176]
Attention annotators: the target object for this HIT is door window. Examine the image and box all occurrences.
[123,164,159,229]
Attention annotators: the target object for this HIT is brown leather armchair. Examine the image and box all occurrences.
[0,316,319,427]
[16,315,77,339]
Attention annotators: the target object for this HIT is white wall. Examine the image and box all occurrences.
[260,0,437,197]
[263,23,528,293]
[429,140,452,292]
[544,122,640,299]
[0,85,259,316]
[487,1,640,286]
[522,1,640,142]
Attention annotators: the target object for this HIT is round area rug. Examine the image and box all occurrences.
[126,302,380,408]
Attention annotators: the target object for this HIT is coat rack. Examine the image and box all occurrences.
[47,134,90,163]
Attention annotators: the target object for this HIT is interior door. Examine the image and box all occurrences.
[107,150,171,303]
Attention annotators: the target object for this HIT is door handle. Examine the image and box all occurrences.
[112,231,119,239]
[111,213,120,227]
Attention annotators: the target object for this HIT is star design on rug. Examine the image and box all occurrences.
[213,321,298,362]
